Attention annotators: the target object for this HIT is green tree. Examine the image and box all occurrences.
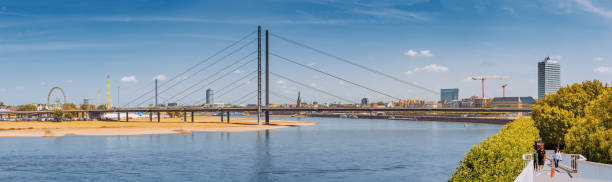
[51,109,65,122]
[80,103,95,110]
[542,80,608,117]
[0,101,5,107]
[96,105,107,110]
[63,103,77,110]
[531,80,610,148]
[16,104,37,111]
[532,104,574,147]
[585,90,612,128]
[565,89,612,164]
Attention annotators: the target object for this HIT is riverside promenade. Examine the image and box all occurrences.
[533,160,605,182]
[515,151,612,182]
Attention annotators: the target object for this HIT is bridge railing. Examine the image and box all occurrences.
[513,153,534,182]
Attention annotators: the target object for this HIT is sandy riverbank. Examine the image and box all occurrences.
[0,116,315,137]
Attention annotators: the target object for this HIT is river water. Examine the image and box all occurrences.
[0,117,501,181]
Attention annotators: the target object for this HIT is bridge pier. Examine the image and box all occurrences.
[227,111,230,123]
[220,112,224,122]
[126,112,129,122]
[117,112,120,122]
[183,112,187,123]
[157,112,160,123]
[149,112,152,122]
[191,111,194,123]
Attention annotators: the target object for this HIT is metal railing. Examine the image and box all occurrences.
[514,153,534,182]
[558,153,586,173]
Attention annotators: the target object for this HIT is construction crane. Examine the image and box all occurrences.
[472,76,505,98]
[501,84,508,97]
[107,74,112,108]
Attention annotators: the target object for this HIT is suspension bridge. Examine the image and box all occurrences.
[1,26,532,124]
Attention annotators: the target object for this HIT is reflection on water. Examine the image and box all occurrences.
[0,117,501,181]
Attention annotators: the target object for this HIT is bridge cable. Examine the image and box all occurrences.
[269,33,440,95]
[231,90,258,105]
[194,74,257,106]
[176,57,256,105]
[132,42,256,107]
[217,70,257,94]
[271,53,403,101]
[123,31,256,107]
[153,40,257,103]
[159,52,257,104]
[270,72,357,104]
[269,90,296,103]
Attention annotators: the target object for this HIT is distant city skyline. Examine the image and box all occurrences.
[1,0,611,105]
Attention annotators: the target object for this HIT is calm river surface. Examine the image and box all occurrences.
[0,117,501,181]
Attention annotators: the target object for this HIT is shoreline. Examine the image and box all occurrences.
[0,116,316,138]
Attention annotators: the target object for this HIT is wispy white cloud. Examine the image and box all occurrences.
[575,0,612,18]
[276,80,286,85]
[120,76,138,83]
[349,8,429,21]
[594,57,604,62]
[152,74,167,81]
[528,79,537,84]
[0,43,122,52]
[88,16,358,25]
[67,80,73,83]
[0,10,30,17]
[404,49,435,57]
[164,33,237,41]
[593,66,611,73]
[233,69,243,73]
[308,0,430,21]
[405,64,448,75]
[40,82,47,86]
[502,7,515,15]
[463,75,510,81]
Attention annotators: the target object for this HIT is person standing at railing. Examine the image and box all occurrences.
[553,146,562,170]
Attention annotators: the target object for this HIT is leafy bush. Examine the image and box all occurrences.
[532,80,609,147]
[449,118,540,182]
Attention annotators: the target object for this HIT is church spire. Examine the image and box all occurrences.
[297,91,301,107]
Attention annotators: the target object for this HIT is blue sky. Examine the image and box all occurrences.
[1,0,611,106]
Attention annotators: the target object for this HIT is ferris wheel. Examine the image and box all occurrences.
[47,87,67,110]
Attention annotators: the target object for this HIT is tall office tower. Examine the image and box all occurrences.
[206,88,214,105]
[538,56,561,99]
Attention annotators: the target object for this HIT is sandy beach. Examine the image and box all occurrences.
[0,116,315,137]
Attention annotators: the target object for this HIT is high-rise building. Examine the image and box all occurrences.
[538,56,560,99]
[361,98,369,106]
[83,98,90,105]
[440,88,459,102]
[206,88,214,104]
